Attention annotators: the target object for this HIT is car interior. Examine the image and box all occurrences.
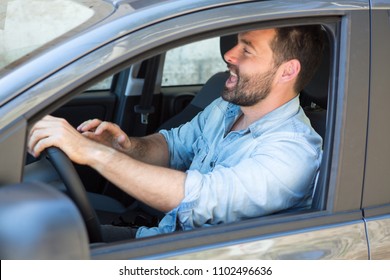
[22,25,331,244]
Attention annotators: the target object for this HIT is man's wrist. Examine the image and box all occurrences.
[86,142,116,172]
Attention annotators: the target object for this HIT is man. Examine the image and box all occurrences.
[28,26,324,240]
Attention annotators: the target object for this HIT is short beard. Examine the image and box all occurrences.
[222,66,278,107]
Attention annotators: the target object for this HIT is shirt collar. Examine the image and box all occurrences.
[225,95,301,138]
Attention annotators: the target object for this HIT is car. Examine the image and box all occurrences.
[1,0,390,260]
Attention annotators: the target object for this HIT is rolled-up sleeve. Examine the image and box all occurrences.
[159,98,227,171]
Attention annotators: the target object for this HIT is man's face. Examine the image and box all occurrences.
[222,29,279,106]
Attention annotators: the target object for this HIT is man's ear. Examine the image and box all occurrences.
[279,59,300,83]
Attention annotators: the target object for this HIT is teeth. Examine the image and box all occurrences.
[230,71,237,77]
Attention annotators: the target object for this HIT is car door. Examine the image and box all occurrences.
[89,0,372,259]
[361,0,390,260]
[0,0,373,260]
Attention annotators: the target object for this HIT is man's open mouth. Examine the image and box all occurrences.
[225,69,238,89]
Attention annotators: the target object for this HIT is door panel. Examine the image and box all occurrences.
[362,4,390,207]
[363,2,390,260]
[53,91,116,127]
[166,222,368,260]
[366,215,390,259]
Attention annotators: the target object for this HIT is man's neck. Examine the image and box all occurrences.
[231,91,297,131]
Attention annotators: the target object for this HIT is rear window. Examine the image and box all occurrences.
[162,37,227,86]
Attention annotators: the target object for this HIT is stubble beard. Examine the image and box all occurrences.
[222,66,278,107]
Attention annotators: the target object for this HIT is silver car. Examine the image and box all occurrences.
[0,0,389,260]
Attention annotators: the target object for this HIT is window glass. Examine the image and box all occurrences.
[162,37,227,86]
[0,0,113,69]
[87,76,113,91]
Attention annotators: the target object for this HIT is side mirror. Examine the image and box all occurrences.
[0,182,90,259]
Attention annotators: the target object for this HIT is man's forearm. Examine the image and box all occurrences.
[87,142,185,212]
[126,133,170,167]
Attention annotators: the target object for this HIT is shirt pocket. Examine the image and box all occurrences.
[190,135,209,171]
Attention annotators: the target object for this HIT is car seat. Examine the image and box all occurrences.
[300,34,330,141]
[302,32,330,211]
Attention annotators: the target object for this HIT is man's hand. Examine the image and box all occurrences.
[28,115,98,165]
[28,116,184,213]
[77,119,131,153]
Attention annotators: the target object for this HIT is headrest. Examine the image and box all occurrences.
[301,35,330,109]
[220,34,238,63]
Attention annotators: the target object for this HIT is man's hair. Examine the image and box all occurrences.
[270,25,325,93]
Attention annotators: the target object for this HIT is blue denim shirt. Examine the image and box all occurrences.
[136,96,322,238]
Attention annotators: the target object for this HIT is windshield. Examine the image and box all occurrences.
[0,0,114,70]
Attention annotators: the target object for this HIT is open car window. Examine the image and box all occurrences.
[23,23,333,243]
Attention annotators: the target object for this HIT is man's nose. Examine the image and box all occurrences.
[224,45,239,65]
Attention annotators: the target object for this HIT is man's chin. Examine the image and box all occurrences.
[221,87,236,102]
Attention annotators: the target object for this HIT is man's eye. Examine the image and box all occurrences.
[243,48,251,55]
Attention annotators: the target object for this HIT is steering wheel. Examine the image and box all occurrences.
[45,147,102,243]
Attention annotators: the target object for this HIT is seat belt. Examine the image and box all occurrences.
[134,55,160,135]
